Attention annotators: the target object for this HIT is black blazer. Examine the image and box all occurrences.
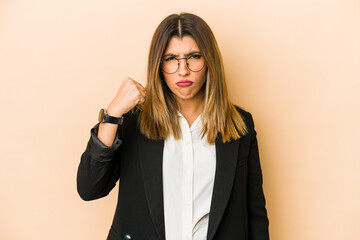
[77,107,269,240]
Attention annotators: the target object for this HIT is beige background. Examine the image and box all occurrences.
[1,0,359,239]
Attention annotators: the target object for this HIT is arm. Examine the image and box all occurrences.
[246,113,270,239]
[76,77,146,201]
[76,123,122,201]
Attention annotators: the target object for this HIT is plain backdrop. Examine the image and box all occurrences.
[1,0,359,239]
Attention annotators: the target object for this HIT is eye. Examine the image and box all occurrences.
[188,54,202,59]
[164,56,176,61]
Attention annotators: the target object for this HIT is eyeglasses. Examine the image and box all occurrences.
[160,53,205,74]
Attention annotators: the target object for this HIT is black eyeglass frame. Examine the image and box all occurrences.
[160,55,206,74]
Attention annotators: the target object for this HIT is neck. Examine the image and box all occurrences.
[176,92,204,127]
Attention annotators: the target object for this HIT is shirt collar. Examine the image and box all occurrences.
[177,112,202,132]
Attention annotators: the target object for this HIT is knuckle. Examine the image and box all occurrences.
[125,77,134,84]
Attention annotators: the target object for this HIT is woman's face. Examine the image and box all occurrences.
[161,36,207,104]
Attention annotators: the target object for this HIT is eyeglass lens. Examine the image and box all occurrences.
[161,54,205,74]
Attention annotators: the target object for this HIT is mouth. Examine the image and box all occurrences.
[176,80,193,87]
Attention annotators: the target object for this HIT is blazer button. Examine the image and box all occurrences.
[123,234,132,240]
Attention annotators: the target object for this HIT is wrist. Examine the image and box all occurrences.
[106,106,124,118]
[98,108,124,125]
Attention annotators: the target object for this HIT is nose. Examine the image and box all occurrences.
[177,58,190,76]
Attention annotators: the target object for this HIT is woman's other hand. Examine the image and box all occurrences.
[98,77,146,147]
[106,77,146,117]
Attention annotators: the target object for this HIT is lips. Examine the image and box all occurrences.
[176,80,193,87]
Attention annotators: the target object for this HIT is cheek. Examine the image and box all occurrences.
[198,71,207,86]
[163,76,178,95]
[163,76,174,89]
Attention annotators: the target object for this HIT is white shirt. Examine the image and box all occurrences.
[163,113,216,240]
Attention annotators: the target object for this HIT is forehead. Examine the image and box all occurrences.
[163,36,200,55]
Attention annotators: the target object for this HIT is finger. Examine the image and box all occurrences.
[134,83,146,95]
[132,80,145,90]
[136,97,145,105]
[138,88,146,97]
[122,76,134,86]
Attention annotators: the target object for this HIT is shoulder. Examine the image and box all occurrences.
[233,105,255,128]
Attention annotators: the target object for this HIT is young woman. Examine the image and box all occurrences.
[77,12,269,240]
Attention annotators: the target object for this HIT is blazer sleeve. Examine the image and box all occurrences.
[76,123,122,201]
[246,112,270,239]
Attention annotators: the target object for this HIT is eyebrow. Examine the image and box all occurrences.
[162,51,201,57]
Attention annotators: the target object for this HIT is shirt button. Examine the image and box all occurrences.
[186,236,191,240]
[185,201,190,206]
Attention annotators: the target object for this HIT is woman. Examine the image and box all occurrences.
[77,12,269,240]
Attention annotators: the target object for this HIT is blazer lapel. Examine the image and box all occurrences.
[136,131,240,240]
[207,137,240,240]
[137,132,165,240]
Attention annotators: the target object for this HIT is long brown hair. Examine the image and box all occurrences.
[138,12,248,143]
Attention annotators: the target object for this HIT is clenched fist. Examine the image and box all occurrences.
[106,77,146,117]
